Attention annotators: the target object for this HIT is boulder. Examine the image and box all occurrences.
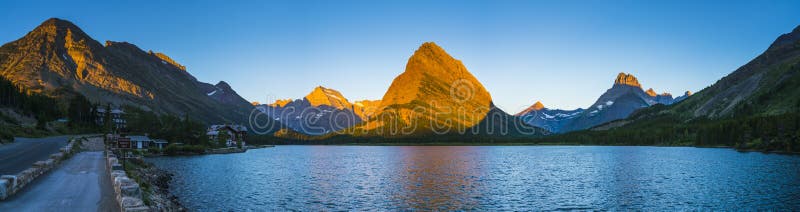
[114,177,135,189]
[111,163,124,171]
[0,175,16,189]
[108,157,119,166]
[119,183,142,199]
[33,160,51,169]
[45,159,55,167]
[119,196,145,208]
[0,178,9,200]
[50,152,64,161]
[111,170,126,179]
[18,168,40,184]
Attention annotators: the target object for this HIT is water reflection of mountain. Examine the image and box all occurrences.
[392,146,487,210]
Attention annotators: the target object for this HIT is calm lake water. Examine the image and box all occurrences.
[147,146,800,210]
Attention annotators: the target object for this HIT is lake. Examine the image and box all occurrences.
[147,146,800,210]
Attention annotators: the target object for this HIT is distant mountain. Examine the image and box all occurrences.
[201,81,253,110]
[517,73,688,133]
[257,86,363,135]
[538,24,800,152]
[0,18,280,131]
[673,91,692,103]
[347,42,547,137]
[515,101,584,133]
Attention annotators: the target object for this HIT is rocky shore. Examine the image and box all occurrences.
[122,157,186,211]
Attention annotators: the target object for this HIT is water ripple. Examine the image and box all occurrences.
[147,146,800,211]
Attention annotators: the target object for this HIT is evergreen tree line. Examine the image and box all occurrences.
[534,113,800,153]
[123,106,208,146]
[253,109,800,153]
[0,76,61,127]
[1,75,212,146]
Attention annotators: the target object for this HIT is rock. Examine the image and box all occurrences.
[111,170,126,179]
[114,176,133,187]
[33,161,51,169]
[119,183,142,199]
[50,152,64,161]
[111,163,124,171]
[0,178,9,200]
[119,196,145,208]
[108,157,119,166]
[123,205,150,212]
[614,72,642,88]
[0,175,16,189]
[19,168,40,184]
[113,176,142,199]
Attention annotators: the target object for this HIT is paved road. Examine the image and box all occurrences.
[0,136,70,175]
[0,151,119,211]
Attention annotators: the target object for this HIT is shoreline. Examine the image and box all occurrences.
[121,157,186,211]
[256,143,800,154]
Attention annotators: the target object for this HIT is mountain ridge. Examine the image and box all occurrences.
[517,72,687,133]
[0,18,279,131]
[344,42,546,137]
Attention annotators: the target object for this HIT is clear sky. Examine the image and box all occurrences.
[2,0,799,113]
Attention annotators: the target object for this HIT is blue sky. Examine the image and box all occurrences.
[2,0,799,112]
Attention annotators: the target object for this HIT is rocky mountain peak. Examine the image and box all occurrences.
[215,81,232,91]
[614,72,641,88]
[514,101,546,116]
[645,88,657,97]
[23,18,104,53]
[269,99,293,108]
[685,91,693,96]
[0,18,264,126]
[532,101,545,110]
[33,18,88,37]
[304,86,351,109]
[660,92,672,97]
[359,42,493,133]
[380,42,492,108]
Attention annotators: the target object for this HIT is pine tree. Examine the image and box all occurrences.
[104,104,113,133]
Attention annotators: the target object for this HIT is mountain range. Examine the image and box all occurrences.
[267,42,547,139]
[0,18,283,133]
[5,17,796,148]
[255,86,381,135]
[516,73,690,133]
[535,24,800,152]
